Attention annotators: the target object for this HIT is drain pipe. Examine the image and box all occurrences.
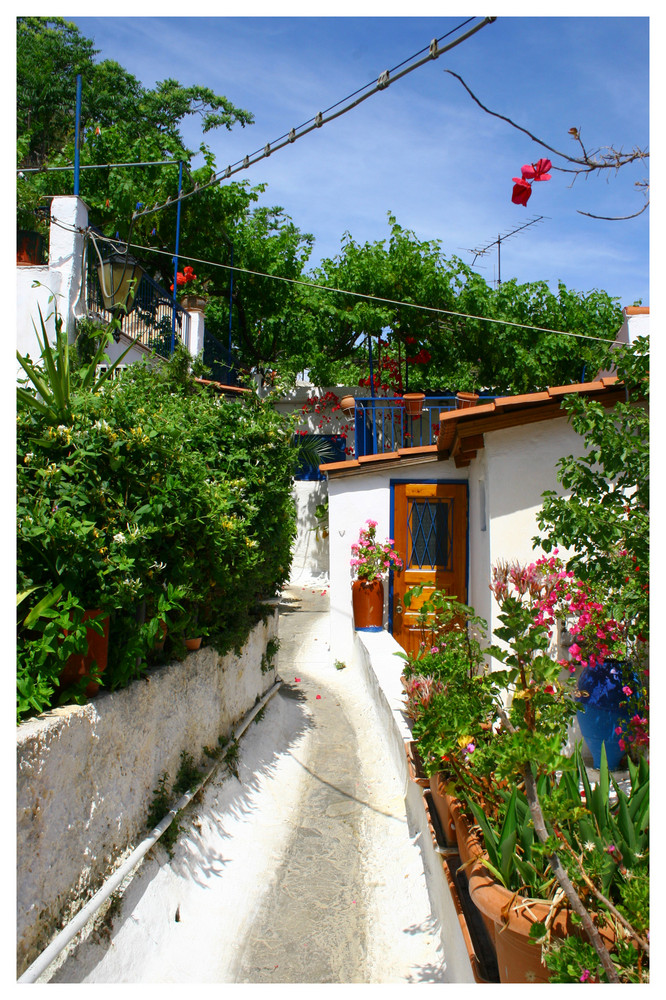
[18,680,283,984]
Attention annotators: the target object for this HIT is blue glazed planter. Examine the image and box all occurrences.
[576,660,630,770]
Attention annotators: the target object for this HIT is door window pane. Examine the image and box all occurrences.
[408,499,453,569]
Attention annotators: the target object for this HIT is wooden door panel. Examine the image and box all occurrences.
[392,482,467,657]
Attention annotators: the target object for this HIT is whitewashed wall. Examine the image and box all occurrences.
[17,196,88,365]
[290,480,329,583]
[16,613,278,977]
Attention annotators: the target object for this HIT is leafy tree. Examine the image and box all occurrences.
[303,217,622,394]
[17,16,257,287]
[535,336,649,640]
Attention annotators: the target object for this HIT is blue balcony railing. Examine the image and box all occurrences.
[353,395,494,458]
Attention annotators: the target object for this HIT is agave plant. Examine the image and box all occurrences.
[16,300,137,423]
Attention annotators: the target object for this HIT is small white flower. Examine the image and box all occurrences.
[113,532,126,545]
[24,452,34,464]
[584,841,596,853]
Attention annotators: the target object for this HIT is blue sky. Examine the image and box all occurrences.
[66,11,650,310]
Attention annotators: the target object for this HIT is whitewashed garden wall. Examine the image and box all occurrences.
[16,612,278,976]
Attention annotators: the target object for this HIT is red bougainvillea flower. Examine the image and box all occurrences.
[521,158,552,181]
[511,177,533,206]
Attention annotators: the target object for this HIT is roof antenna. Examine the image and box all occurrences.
[461,215,548,288]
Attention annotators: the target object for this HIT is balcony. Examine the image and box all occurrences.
[352,395,494,458]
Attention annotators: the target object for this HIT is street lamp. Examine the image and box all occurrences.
[96,251,144,318]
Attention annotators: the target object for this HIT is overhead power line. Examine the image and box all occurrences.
[80,225,616,345]
[132,17,496,222]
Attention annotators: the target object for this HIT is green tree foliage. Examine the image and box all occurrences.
[305,217,623,394]
[17,16,258,288]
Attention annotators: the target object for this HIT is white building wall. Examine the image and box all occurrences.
[290,480,330,584]
[327,462,471,665]
[17,196,89,364]
[326,414,589,664]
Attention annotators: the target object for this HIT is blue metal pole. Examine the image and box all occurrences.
[73,75,82,196]
[171,161,184,355]
[228,245,234,354]
[368,334,378,454]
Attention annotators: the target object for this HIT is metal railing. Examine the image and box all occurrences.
[86,264,189,358]
[353,396,494,457]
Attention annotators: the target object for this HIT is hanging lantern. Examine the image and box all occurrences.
[96,252,144,316]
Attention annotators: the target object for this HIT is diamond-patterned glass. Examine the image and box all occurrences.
[408,499,453,569]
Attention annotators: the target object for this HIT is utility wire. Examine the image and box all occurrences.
[132,17,496,222]
[77,223,617,345]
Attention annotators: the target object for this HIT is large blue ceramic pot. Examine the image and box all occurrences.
[576,659,630,770]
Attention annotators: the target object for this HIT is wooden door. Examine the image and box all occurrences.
[391,482,468,657]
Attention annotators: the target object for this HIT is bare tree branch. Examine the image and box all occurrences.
[444,69,649,220]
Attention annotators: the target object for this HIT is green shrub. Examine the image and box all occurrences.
[17,343,297,720]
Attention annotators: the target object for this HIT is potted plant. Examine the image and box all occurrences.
[402,392,426,417]
[399,557,649,983]
[350,519,402,631]
[172,265,212,311]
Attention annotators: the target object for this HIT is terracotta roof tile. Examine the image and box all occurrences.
[492,391,550,408]
[548,380,605,397]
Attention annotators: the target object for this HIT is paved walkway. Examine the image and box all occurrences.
[234,584,445,983]
[50,583,446,983]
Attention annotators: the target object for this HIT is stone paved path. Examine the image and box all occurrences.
[235,584,445,983]
[48,583,446,983]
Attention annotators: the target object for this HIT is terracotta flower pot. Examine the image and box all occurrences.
[340,394,356,418]
[467,863,616,984]
[447,796,497,947]
[60,610,110,697]
[17,230,43,266]
[429,772,458,847]
[153,620,168,651]
[403,392,425,417]
[455,392,479,409]
[185,636,202,651]
[180,294,208,311]
[352,578,384,631]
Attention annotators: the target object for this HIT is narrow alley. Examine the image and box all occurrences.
[47,585,448,984]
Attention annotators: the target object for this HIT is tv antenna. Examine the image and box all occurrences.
[461,215,548,287]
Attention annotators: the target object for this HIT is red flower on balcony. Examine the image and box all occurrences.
[407,348,432,365]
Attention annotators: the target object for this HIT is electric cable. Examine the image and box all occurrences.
[132,17,496,222]
[64,221,618,346]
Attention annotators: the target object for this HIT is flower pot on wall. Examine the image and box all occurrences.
[576,659,631,770]
[153,620,168,651]
[403,393,425,417]
[429,772,458,847]
[352,579,384,631]
[340,395,356,418]
[17,230,43,266]
[60,610,110,697]
[456,392,479,410]
[185,636,202,651]
[180,294,208,312]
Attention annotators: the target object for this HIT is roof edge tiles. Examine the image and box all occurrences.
[320,380,629,478]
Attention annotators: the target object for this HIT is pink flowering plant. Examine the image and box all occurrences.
[399,561,649,982]
[350,520,403,583]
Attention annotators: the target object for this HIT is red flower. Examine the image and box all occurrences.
[522,158,552,181]
[511,178,533,206]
